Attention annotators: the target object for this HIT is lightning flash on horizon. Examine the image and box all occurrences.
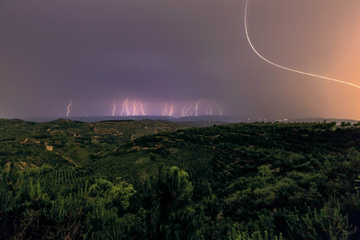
[169,104,174,116]
[60,97,224,117]
[162,102,174,116]
[66,99,72,117]
[121,100,125,116]
[181,105,187,117]
[133,100,138,116]
[195,99,203,116]
[244,0,360,90]
[121,99,129,116]
[138,101,145,116]
[163,102,168,116]
[206,105,213,115]
[217,104,222,116]
[112,101,116,116]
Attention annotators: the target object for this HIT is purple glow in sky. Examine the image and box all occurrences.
[1,0,359,119]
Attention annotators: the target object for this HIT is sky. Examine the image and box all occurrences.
[1,0,360,120]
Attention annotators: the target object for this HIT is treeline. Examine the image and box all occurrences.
[1,164,235,239]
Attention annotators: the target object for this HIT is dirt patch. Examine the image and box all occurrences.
[4,161,38,171]
[45,143,53,151]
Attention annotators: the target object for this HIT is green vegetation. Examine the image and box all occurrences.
[1,119,360,239]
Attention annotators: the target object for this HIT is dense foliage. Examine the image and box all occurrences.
[1,119,360,239]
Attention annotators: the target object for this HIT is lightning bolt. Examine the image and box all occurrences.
[217,105,222,116]
[121,100,125,116]
[126,99,129,116]
[112,101,116,116]
[138,101,145,116]
[163,102,168,116]
[121,99,128,116]
[181,105,187,117]
[133,100,138,116]
[195,99,203,116]
[244,0,360,90]
[206,105,213,115]
[169,104,174,116]
[66,99,72,117]
[121,98,129,116]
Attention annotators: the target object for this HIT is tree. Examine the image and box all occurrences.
[353,121,360,128]
[89,177,136,211]
[2,162,23,192]
[148,166,195,239]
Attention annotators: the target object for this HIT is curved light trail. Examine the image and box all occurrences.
[244,0,360,89]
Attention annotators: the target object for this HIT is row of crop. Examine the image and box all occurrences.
[161,145,213,182]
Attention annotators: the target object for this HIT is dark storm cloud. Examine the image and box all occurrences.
[1,0,240,118]
[1,0,359,118]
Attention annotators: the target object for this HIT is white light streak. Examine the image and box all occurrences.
[244,0,360,89]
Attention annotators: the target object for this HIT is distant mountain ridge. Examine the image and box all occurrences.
[17,115,360,124]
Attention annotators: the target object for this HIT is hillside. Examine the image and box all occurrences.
[0,118,222,169]
[1,119,360,239]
